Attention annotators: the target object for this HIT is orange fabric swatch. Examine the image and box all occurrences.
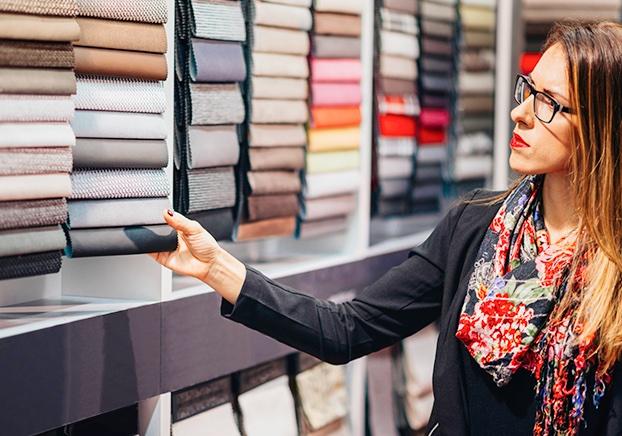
[311,106,361,128]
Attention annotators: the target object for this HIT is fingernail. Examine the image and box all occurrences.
[167,209,174,217]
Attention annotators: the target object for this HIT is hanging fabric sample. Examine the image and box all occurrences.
[236,0,313,241]
[65,0,177,257]
[0,0,79,279]
[371,0,420,217]
[173,0,247,240]
[298,0,363,238]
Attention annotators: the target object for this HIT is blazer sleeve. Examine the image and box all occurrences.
[220,199,470,364]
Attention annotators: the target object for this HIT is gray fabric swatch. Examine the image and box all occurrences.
[189,83,245,125]
[68,197,169,228]
[189,0,246,41]
[184,125,240,170]
[0,147,72,175]
[190,38,246,82]
[312,35,361,58]
[73,138,168,169]
[187,207,234,241]
[187,166,236,213]
[0,225,66,257]
[0,198,68,230]
[70,169,169,199]
[0,250,62,281]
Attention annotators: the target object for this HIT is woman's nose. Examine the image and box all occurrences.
[510,95,535,128]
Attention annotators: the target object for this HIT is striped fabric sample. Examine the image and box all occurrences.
[0,40,74,68]
[76,0,167,23]
[0,251,62,280]
[0,0,77,17]
[0,94,74,121]
[0,198,68,231]
[186,167,237,213]
[189,0,246,41]
[74,76,166,113]
[0,147,73,175]
[381,8,419,34]
[70,169,169,199]
[189,83,245,125]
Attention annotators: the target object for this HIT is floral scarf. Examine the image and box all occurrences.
[456,175,610,435]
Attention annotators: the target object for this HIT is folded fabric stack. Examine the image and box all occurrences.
[413,0,458,214]
[66,0,177,257]
[0,0,78,280]
[174,0,247,241]
[520,0,622,74]
[372,0,419,217]
[236,0,312,241]
[453,0,496,187]
[298,0,362,238]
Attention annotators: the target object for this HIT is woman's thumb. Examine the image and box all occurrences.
[162,209,204,236]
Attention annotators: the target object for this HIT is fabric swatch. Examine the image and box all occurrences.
[378,138,416,157]
[0,0,77,16]
[171,403,241,436]
[70,169,169,199]
[0,122,75,148]
[74,75,166,113]
[0,250,62,281]
[247,194,299,221]
[420,108,450,128]
[421,37,452,57]
[76,0,167,23]
[298,215,348,239]
[459,95,494,113]
[314,0,362,14]
[252,52,309,78]
[421,19,454,38]
[237,216,296,241]
[252,76,308,100]
[0,13,79,42]
[184,125,240,170]
[418,144,448,163]
[311,106,361,128]
[249,124,307,147]
[0,67,76,95]
[190,39,246,82]
[72,111,167,139]
[379,78,417,94]
[378,157,413,179]
[188,83,245,125]
[378,95,420,116]
[0,173,72,201]
[75,18,167,53]
[313,12,361,36]
[418,128,447,145]
[304,170,360,199]
[0,198,68,231]
[380,31,419,59]
[420,0,457,22]
[311,59,361,82]
[0,40,73,68]
[67,224,177,257]
[0,225,66,257]
[460,5,495,30]
[379,114,417,137]
[312,83,361,107]
[252,25,310,55]
[0,147,73,176]
[308,127,360,152]
[188,207,234,241]
[189,0,246,42]
[172,376,234,422]
[251,99,308,124]
[249,147,305,171]
[460,49,495,71]
[463,29,494,48]
[380,55,417,80]
[383,0,417,13]
[421,57,453,74]
[421,73,452,93]
[452,154,493,180]
[306,150,360,174]
[74,46,167,81]
[460,115,494,132]
[254,0,312,30]
[68,198,169,228]
[380,8,418,34]
[312,35,361,58]
[304,194,357,220]
[247,171,301,195]
[0,94,74,122]
[73,138,167,168]
[186,167,237,213]
[380,177,411,199]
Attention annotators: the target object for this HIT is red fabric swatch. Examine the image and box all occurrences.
[379,114,417,137]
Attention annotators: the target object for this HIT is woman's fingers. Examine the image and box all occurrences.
[162,209,204,236]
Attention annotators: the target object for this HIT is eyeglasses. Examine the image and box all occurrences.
[513,74,574,123]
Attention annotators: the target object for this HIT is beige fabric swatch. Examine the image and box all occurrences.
[74,46,167,80]
[252,52,309,78]
[251,100,308,124]
[0,68,76,95]
[0,173,72,201]
[76,18,167,53]
[253,25,310,55]
[249,124,307,147]
[0,13,79,41]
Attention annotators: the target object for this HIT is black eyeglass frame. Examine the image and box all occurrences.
[513,74,574,123]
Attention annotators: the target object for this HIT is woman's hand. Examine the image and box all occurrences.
[150,209,247,304]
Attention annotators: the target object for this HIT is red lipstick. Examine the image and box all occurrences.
[510,133,531,149]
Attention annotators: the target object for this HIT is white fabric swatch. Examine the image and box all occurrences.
[171,403,241,436]
[254,1,312,30]
[304,171,360,199]
[453,154,493,180]
[252,52,309,78]
[0,95,74,122]
[74,76,166,114]
[0,173,72,201]
[381,31,419,59]
[380,55,417,80]
[378,157,413,179]
[72,110,167,139]
[0,122,75,148]
[314,0,362,14]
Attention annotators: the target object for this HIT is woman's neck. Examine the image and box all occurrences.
[541,172,579,244]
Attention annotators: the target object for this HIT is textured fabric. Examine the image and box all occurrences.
[421,56,453,74]
[0,13,80,42]
[460,5,495,30]
[421,19,454,38]
[421,73,452,93]
[75,18,167,53]
[0,122,75,148]
[76,0,167,24]
[379,114,417,137]
[190,39,246,82]
[252,25,310,55]
[0,225,66,257]
[421,37,453,57]
[73,138,168,169]
[304,171,360,199]
[378,138,416,157]
[249,147,305,171]
[252,76,308,100]
[308,127,360,152]
[378,157,413,179]
[463,29,495,48]
[298,215,348,239]
[312,83,361,107]
[0,147,72,176]
[247,194,299,221]
[68,198,169,228]
[189,83,245,125]
[251,100,308,124]
[0,251,62,280]
[304,194,357,220]
[0,94,74,122]
[0,198,68,231]
[459,71,494,94]
[67,224,177,257]
[74,46,167,81]
[313,12,361,36]
[420,0,457,22]
[0,40,73,68]
[380,31,419,59]
[252,52,309,78]
[417,144,447,162]
[420,109,451,128]
[312,35,360,58]
[418,127,447,145]
[461,49,495,72]
[236,216,296,241]
[314,0,362,14]
[311,106,361,128]
[311,59,361,82]
[247,171,301,195]
[189,0,246,42]
[249,124,307,147]
[306,150,360,174]
[254,0,312,31]
[184,126,240,169]
[70,169,169,199]
[379,78,417,94]
[186,167,236,213]
[378,95,420,116]
[380,8,418,35]
[0,0,77,16]
[383,0,417,13]
[72,111,167,139]
[0,68,76,95]
[75,75,165,113]
[455,133,493,156]
[380,55,417,80]
[0,174,72,201]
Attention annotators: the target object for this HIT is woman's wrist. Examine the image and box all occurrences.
[198,246,247,305]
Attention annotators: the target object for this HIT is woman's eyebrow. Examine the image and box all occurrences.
[527,73,569,102]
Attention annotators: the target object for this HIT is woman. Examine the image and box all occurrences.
[152,22,622,435]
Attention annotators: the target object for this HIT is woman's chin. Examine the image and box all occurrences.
[508,152,538,175]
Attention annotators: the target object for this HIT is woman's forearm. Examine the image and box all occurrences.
[201,246,247,305]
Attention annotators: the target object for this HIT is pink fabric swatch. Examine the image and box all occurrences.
[311,58,362,82]
[312,82,361,106]
[419,108,450,128]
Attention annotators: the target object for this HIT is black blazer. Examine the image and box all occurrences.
[221,190,622,436]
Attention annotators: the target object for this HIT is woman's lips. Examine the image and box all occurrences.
[510,133,531,148]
